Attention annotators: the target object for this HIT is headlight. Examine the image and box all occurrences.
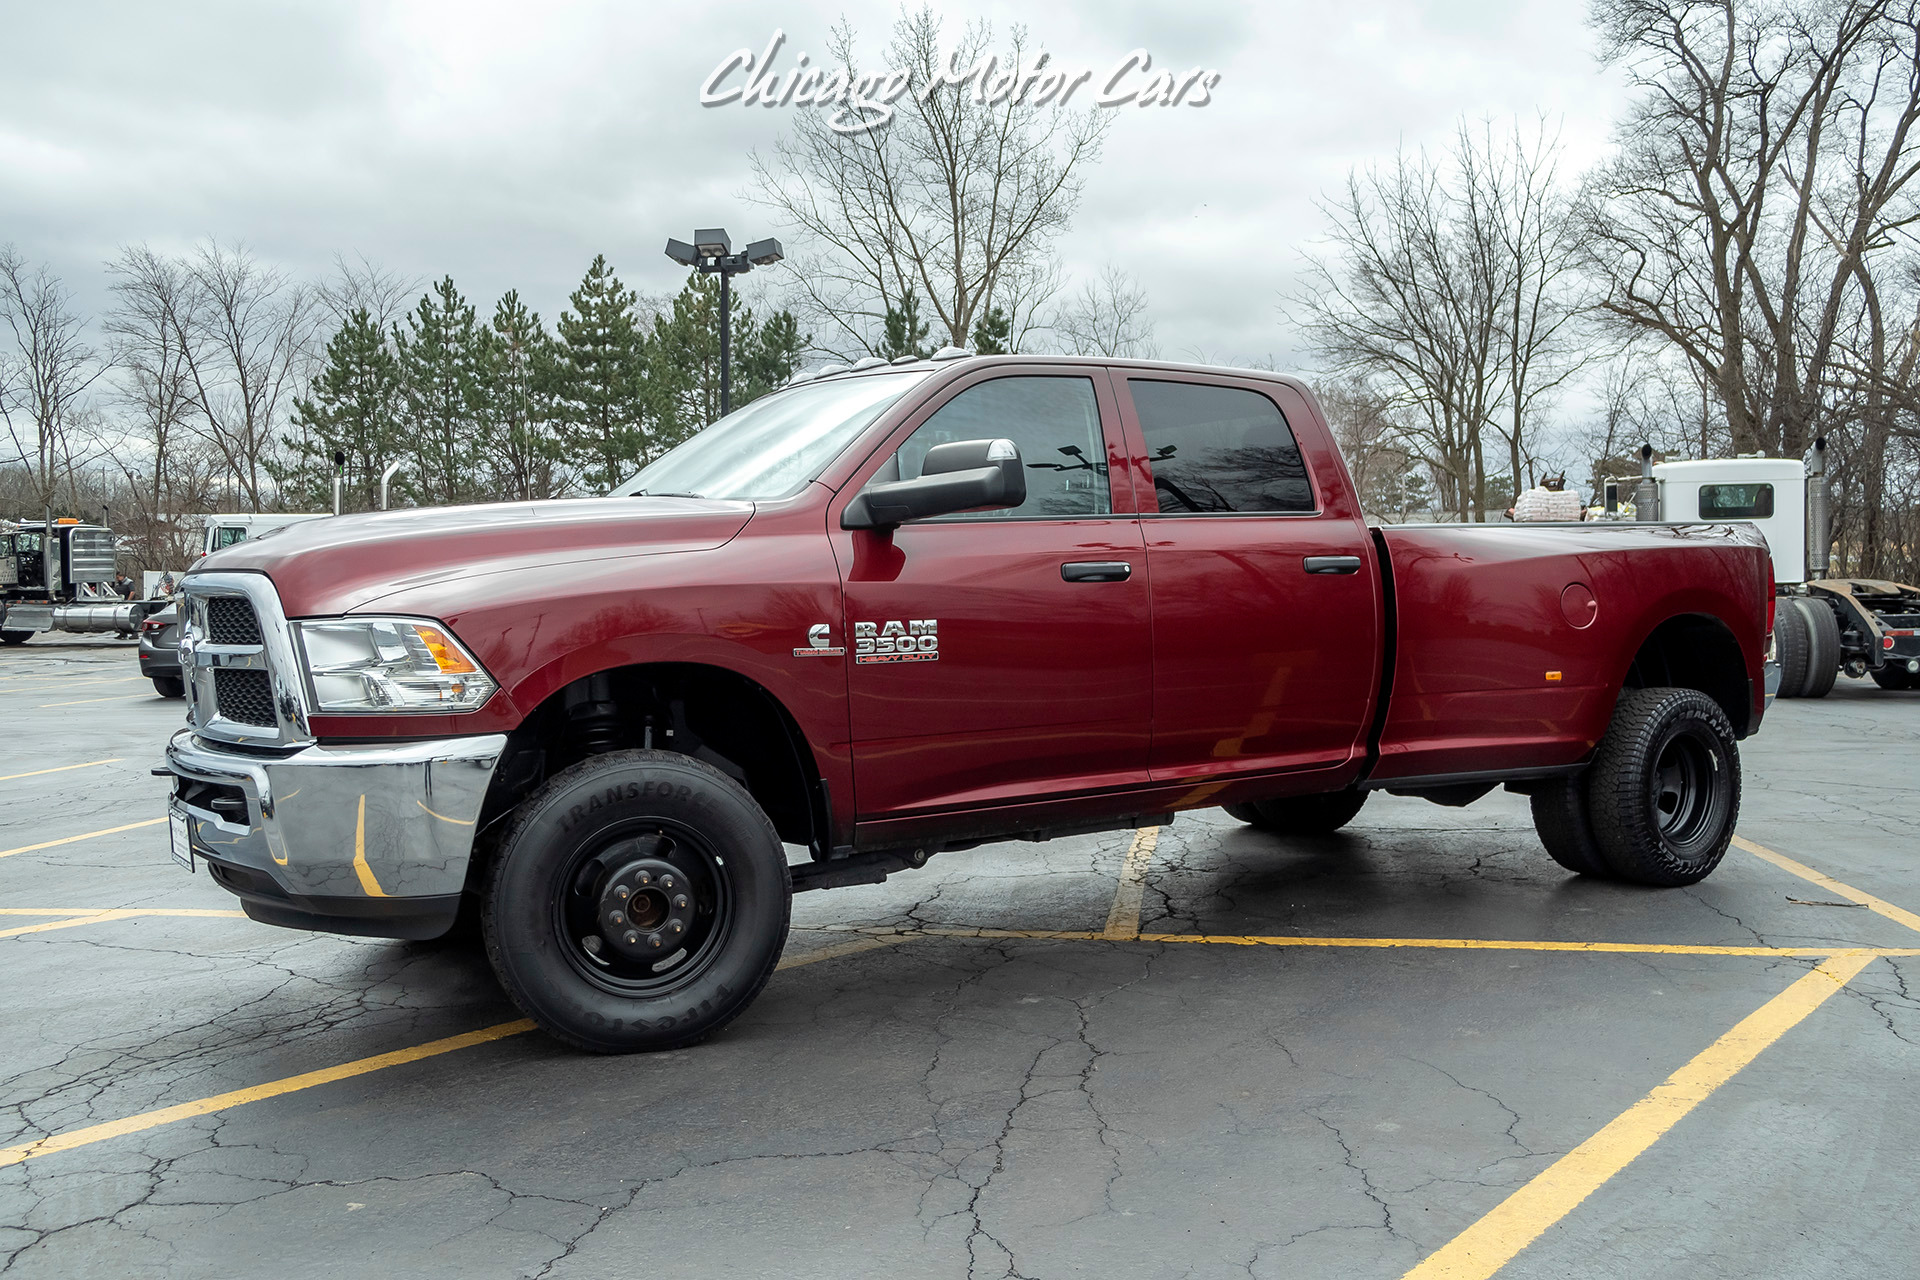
[295,617,496,713]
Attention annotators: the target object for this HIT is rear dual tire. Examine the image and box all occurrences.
[1533,687,1741,887]
[1224,790,1368,836]
[1871,667,1916,691]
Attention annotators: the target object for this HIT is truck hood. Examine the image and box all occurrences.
[195,497,754,617]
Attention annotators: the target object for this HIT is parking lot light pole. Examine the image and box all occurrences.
[665,230,784,417]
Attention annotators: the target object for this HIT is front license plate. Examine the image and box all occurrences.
[169,811,194,872]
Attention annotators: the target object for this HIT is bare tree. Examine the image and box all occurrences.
[750,7,1108,355]
[318,251,420,332]
[105,245,200,561]
[1050,264,1158,357]
[0,245,108,515]
[176,240,320,511]
[1583,0,1920,458]
[1289,139,1504,519]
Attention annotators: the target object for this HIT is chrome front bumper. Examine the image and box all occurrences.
[166,729,506,938]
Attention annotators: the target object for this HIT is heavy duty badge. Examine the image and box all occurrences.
[793,623,845,657]
[853,619,938,663]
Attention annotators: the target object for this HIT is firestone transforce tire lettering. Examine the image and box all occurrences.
[481,749,792,1053]
[1529,777,1614,878]
[1794,598,1840,699]
[1225,790,1369,836]
[1587,687,1741,887]
[1773,600,1810,698]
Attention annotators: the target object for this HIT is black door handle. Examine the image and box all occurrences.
[1062,561,1133,583]
[1303,555,1363,575]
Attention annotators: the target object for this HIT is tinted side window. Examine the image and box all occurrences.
[216,527,248,549]
[1131,380,1313,514]
[1699,483,1774,519]
[894,376,1110,519]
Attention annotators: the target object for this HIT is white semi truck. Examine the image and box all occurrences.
[1633,441,1920,696]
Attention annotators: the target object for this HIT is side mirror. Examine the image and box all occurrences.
[842,438,1027,529]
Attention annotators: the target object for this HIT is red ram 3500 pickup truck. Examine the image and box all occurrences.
[164,356,1772,1052]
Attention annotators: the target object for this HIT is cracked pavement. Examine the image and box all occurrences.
[2,639,1917,1278]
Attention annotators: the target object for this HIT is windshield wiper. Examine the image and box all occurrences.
[630,490,705,499]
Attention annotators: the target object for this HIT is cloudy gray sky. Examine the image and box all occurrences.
[1,0,1628,369]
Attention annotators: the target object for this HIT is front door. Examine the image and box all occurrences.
[829,370,1152,820]
[1116,375,1382,784]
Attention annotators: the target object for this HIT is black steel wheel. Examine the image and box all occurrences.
[482,749,791,1053]
[1588,687,1740,887]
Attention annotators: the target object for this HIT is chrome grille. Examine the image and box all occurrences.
[206,596,263,645]
[214,668,275,726]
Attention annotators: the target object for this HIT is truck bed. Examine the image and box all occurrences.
[1369,521,1772,784]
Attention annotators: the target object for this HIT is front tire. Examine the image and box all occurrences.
[1587,688,1741,887]
[0,630,30,646]
[1224,790,1368,835]
[152,675,185,698]
[482,750,792,1053]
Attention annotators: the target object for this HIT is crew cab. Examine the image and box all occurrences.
[162,355,1772,1052]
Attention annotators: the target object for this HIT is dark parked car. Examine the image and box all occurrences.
[139,603,183,697]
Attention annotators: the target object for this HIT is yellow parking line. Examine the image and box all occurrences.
[820,923,1918,958]
[1103,826,1159,940]
[0,758,123,782]
[1734,835,1920,938]
[0,817,166,859]
[0,908,247,938]
[0,675,143,688]
[38,694,155,708]
[1398,952,1874,1280]
[0,930,901,1169]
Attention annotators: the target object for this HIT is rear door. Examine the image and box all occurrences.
[828,368,1152,819]
[1114,375,1382,784]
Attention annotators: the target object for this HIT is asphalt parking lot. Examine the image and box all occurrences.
[1,638,1916,1279]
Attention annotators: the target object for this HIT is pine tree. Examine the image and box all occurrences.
[481,291,561,500]
[879,293,931,361]
[395,276,487,506]
[272,308,402,513]
[969,305,1012,355]
[552,255,655,490]
[737,308,808,402]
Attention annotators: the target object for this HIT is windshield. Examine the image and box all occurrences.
[611,370,931,501]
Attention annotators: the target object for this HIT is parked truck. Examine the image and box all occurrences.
[0,519,164,643]
[1632,441,1920,695]
[163,355,1772,1052]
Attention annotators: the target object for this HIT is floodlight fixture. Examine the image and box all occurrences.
[745,237,785,266]
[693,229,732,257]
[664,238,698,266]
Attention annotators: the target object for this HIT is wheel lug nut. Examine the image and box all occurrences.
[648,933,663,948]
[636,871,651,885]
[609,911,625,926]
[669,921,683,934]
[661,875,676,890]
[672,894,688,910]
[613,885,630,900]
[624,930,640,946]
